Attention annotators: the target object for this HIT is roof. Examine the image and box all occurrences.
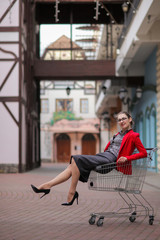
[46,118,100,133]
[46,35,82,50]
[42,35,84,59]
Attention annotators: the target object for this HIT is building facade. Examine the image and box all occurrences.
[115,0,160,172]
[1,0,160,172]
[0,0,41,173]
[40,80,99,162]
[40,35,99,162]
[96,0,160,172]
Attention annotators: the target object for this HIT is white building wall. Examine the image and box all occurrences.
[40,81,96,125]
[40,81,97,160]
[0,0,20,167]
[0,0,19,26]
[0,103,19,164]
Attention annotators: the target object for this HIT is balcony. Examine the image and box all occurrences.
[116,0,160,76]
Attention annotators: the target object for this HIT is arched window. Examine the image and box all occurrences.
[135,115,139,133]
[145,108,150,148]
[138,113,144,142]
[135,105,157,172]
[150,105,156,148]
[150,105,157,170]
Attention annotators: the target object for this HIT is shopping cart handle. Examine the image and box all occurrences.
[95,163,116,174]
[146,147,158,152]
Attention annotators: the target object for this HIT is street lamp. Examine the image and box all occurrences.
[122,2,128,27]
[122,2,128,13]
[136,87,143,99]
[118,87,128,101]
[118,87,142,111]
[66,83,96,95]
[102,85,107,95]
[102,111,110,121]
[66,87,71,95]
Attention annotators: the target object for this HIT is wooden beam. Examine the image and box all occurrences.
[0,97,19,102]
[35,0,124,2]
[35,1,124,24]
[0,27,20,32]
[0,0,17,23]
[34,59,115,80]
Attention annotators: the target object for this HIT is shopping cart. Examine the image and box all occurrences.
[88,147,158,227]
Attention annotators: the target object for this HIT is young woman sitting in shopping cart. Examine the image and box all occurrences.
[31,111,147,206]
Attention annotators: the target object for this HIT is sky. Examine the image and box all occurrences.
[39,24,100,57]
[40,24,70,56]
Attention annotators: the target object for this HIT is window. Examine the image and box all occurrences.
[136,113,144,143]
[150,107,156,148]
[136,106,157,171]
[150,106,157,170]
[80,99,88,113]
[41,99,49,113]
[40,89,45,95]
[56,99,73,112]
[145,109,150,148]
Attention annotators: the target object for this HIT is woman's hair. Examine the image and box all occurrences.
[117,111,134,127]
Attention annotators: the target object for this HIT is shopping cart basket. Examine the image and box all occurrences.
[88,147,158,227]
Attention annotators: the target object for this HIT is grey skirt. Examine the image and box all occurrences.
[70,151,117,183]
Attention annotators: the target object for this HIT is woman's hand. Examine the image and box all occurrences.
[117,157,127,163]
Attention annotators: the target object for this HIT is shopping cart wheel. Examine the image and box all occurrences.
[129,216,136,223]
[96,217,104,227]
[129,212,136,223]
[149,216,154,225]
[149,219,153,225]
[89,215,96,225]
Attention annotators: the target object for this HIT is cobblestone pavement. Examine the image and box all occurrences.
[0,163,160,240]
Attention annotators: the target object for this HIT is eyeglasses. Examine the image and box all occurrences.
[117,117,127,122]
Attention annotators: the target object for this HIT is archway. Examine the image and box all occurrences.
[57,134,71,162]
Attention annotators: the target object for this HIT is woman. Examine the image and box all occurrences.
[31,111,147,205]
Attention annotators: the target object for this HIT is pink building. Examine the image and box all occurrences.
[43,118,100,163]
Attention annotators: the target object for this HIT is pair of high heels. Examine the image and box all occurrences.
[31,184,79,206]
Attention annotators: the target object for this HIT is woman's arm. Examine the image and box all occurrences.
[126,136,147,161]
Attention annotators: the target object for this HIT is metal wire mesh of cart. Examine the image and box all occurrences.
[88,148,158,194]
[88,148,158,227]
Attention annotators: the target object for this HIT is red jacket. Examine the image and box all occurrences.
[104,130,147,174]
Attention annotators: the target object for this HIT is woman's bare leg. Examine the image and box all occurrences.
[67,159,80,202]
[38,165,72,190]
[38,158,80,200]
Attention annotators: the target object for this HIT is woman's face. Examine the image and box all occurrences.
[117,113,132,132]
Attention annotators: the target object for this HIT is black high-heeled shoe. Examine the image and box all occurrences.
[61,191,79,206]
[31,184,50,199]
